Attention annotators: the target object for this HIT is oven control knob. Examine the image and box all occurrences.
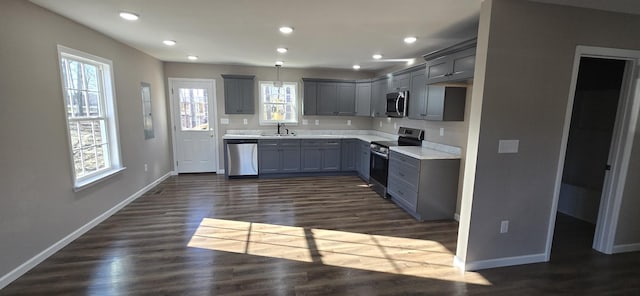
[380,147,388,153]
[370,144,376,149]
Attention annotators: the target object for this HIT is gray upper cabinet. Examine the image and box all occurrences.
[337,82,356,115]
[355,81,371,116]
[303,78,356,116]
[317,82,338,115]
[423,38,476,85]
[371,78,387,117]
[408,68,427,120]
[222,74,255,114]
[391,73,411,91]
[303,81,317,116]
[425,86,466,121]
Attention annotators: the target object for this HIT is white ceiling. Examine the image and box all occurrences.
[29,0,640,71]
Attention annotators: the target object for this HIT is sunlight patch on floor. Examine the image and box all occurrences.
[188,218,491,285]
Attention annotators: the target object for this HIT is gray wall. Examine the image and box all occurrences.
[0,0,171,278]
[163,62,375,171]
[460,0,640,265]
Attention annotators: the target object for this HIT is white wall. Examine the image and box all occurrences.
[0,0,172,280]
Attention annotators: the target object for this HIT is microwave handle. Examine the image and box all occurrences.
[395,95,401,116]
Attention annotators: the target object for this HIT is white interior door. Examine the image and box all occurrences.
[170,79,217,173]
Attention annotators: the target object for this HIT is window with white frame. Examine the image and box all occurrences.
[57,46,123,190]
[259,81,298,124]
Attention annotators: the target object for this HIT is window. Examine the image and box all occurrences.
[259,81,298,124]
[57,46,123,190]
[179,88,209,130]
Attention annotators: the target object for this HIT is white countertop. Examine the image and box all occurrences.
[390,146,461,160]
[222,133,391,143]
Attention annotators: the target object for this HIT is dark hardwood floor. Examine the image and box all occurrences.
[2,174,640,295]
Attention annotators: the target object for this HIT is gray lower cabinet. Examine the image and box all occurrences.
[355,81,371,116]
[356,140,370,180]
[341,139,358,171]
[222,74,255,114]
[258,140,300,174]
[301,139,341,172]
[387,151,460,221]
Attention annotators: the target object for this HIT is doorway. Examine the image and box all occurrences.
[169,78,218,173]
[554,57,626,256]
[548,46,640,258]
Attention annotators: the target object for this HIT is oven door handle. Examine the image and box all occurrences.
[371,150,389,159]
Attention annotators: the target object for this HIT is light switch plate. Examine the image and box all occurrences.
[379,121,382,127]
[220,118,229,125]
[347,120,351,126]
[315,119,320,125]
[243,118,248,125]
[498,140,519,153]
[440,128,444,136]
[302,119,308,125]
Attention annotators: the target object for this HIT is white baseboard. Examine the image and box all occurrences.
[454,213,460,221]
[459,253,547,271]
[217,169,225,174]
[0,172,172,290]
[613,242,640,253]
[453,256,466,270]
[170,170,178,176]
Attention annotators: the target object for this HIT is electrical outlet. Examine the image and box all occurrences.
[393,122,397,129]
[144,163,148,172]
[243,118,248,125]
[302,119,308,125]
[500,220,509,233]
[498,140,519,154]
[347,120,351,126]
[315,119,319,125]
[440,128,444,136]
[379,121,382,127]
[220,118,229,125]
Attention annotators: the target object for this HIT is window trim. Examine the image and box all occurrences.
[258,81,299,125]
[57,45,125,191]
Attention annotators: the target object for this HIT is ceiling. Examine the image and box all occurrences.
[29,0,640,71]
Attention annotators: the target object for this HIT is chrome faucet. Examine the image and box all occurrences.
[277,122,284,135]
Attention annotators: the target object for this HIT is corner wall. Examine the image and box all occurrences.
[459,0,640,268]
[0,0,171,281]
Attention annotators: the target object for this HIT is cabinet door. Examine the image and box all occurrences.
[224,79,243,114]
[239,78,254,114]
[301,147,322,172]
[426,86,466,121]
[317,82,338,115]
[408,69,427,120]
[303,81,317,115]
[341,140,357,171]
[280,147,301,172]
[359,141,370,179]
[337,82,356,115]
[425,85,446,121]
[425,56,452,85]
[392,73,411,91]
[258,146,280,173]
[322,146,341,171]
[371,79,387,117]
[355,82,371,117]
[450,47,476,80]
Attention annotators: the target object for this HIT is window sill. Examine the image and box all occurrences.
[73,167,127,192]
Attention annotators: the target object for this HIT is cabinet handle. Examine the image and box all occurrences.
[399,173,405,177]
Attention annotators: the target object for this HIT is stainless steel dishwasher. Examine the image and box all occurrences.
[225,139,258,177]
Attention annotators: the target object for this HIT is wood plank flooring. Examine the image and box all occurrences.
[2,174,640,295]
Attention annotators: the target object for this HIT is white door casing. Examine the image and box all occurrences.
[547,46,640,259]
[169,78,218,173]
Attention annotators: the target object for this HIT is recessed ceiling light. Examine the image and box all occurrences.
[275,61,284,66]
[187,55,198,61]
[277,47,288,53]
[372,54,383,60]
[353,65,361,70]
[279,26,294,34]
[163,40,176,46]
[119,12,139,21]
[407,59,415,65]
[404,36,417,44]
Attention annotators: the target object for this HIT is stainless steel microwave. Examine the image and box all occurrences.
[386,91,408,118]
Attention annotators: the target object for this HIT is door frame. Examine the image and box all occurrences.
[168,78,219,174]
[546,46,640,258]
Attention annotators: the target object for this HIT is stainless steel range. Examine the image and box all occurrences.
[369,127,424,198]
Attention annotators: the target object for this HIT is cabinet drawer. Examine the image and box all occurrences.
[388,175,418,211]
[278,140,300,147]
[388,161,419,190]
[258,140,279,147]
[389,151,420,170]
[302,139,341,147]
